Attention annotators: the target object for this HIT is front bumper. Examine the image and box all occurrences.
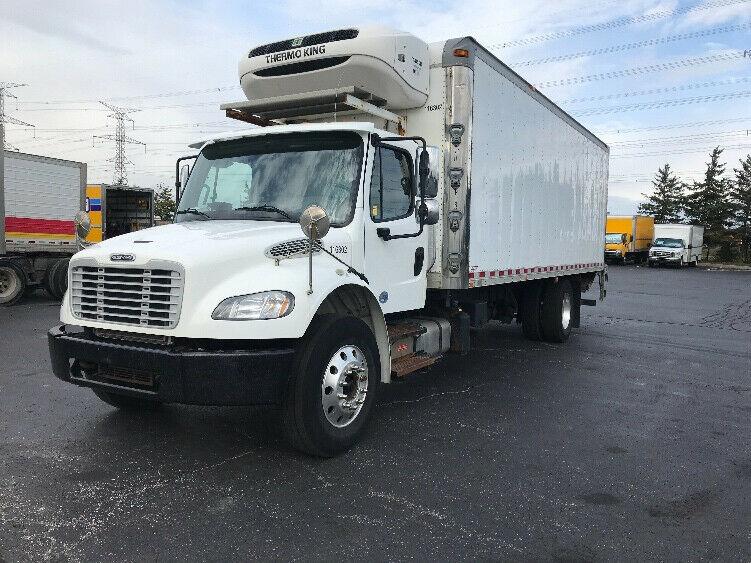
[649,255,681,263]
[48,324,296,406]
[604,251,623,261]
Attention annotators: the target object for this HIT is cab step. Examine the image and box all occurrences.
[387,322,426,343]
[391,352,437,378]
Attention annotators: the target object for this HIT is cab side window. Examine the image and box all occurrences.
[370,147,413,222]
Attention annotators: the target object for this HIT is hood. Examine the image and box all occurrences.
[75,220,306,268]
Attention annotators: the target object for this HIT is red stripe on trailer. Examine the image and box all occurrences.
[468,272,475,279]
[479,271,486,278]
[5,216,75,235]
[489,271,496,277]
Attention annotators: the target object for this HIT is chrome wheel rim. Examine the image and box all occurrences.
[321,345,368,428]
[0,267,19,299]
[561,292,572,330]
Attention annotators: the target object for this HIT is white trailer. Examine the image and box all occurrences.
[649,224,704,267]
[49,27,609,456]
[1,151,86,304]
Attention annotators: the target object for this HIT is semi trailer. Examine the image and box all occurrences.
[0,151,86,304]
[49,26,609,456]
[648,223,704,267]
[605,214,654,263]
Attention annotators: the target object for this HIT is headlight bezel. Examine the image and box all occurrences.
[211,290,295,321]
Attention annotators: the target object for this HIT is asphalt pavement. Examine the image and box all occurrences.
[1,265,750,561]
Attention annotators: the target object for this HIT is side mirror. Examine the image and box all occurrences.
[420,146,440,199]
[300,205,330,240]
[419,198,440,226]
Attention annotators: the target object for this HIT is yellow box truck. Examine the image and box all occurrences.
[605,215,654,263]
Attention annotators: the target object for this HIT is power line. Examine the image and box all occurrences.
[536,50,745,89]
[596,116,751,135]
[510,22,751,66]
[572,90,751,116]
[611,143,751,158]
[93,102,145,186]
[559,76,751,104]
[608,129,751,147]
[19,85,241,105]
[492,0,750,49]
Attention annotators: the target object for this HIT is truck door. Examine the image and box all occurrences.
[364,140,428,313]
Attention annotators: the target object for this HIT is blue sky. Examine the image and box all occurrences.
[1,0,750,213]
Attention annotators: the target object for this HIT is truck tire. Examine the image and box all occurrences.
[520,281,544,341]
[92,388,161,411]
[44,258,69,300]
[541,278,573,343]
[282,314,380,457]
[0,261,27,306]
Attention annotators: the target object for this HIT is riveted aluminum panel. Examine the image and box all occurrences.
[466,56,608,282]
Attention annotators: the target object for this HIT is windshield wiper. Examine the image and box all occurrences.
[176,207,211,219]
[234,204,294,221]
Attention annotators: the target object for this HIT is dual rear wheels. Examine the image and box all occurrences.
[521,278,576,343]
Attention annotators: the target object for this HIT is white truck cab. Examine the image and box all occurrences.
[50,26,609,456]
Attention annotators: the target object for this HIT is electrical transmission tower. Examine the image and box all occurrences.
[1,83,34,256]
[1,82,34,151]
[94,101,145,186]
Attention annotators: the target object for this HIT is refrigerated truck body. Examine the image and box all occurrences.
[49,26,609,456]
[0,151,86,304]
[649,224,704,267]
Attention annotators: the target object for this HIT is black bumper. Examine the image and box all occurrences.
[48,325,296,406]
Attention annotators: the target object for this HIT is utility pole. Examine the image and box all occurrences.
[0,83,34,257]
[94,101,145,186]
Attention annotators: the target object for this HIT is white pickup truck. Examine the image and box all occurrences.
[49,26,609,456]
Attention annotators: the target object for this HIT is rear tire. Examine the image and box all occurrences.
[0,261,27,306]
[92,388,160,410]
[520,282,544,341]
[541,278,574,343]
[44,258,68,300]
[282,314,380,457]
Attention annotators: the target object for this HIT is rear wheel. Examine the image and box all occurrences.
[0,262,26,306]
[541,278,574,343]
[44,258,69,300]
[520,281,544,341]
[282,314,380,457]
[92,388,160,410]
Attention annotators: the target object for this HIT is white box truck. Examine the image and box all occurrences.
[1,151,86,304]
[49,26,609,456]
[648,224,704,267]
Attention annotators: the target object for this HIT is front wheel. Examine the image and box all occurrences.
[282,315,380,457]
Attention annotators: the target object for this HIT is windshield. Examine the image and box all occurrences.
[653,238,683,248]
[176,132,364,225]
[605,233,624,244]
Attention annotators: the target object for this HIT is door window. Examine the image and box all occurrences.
[370,146,413,222]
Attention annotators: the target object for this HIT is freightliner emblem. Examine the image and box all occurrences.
[110,253,135,262]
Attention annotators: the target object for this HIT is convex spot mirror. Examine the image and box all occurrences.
[418,198,440,226]
[300,205,330,240]
[74,210,91,238]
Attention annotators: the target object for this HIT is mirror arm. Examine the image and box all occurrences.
[175,155,198,203]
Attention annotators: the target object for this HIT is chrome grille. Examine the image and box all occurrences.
[71,266,183,329]
[265,238,320,259]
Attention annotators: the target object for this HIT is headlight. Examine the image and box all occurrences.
[212,291,294,320]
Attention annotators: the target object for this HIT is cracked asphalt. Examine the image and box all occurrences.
[1,265,750,561]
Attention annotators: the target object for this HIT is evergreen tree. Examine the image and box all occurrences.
[154,183,176,222]
[638,163,685,222]
[683,146,733,247]
[731,154,751,262]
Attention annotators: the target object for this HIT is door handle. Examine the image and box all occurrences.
[376,227,391,240]
[414,247,425,276]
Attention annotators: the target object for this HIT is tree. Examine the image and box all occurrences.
[638,163,685,222]
[154,183,176,222]
[731,154,751,262]
[683,146,733,248]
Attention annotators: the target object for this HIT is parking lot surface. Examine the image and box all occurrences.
[1,266,750,561]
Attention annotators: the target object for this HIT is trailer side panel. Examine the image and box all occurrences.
[466,57,608,285]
